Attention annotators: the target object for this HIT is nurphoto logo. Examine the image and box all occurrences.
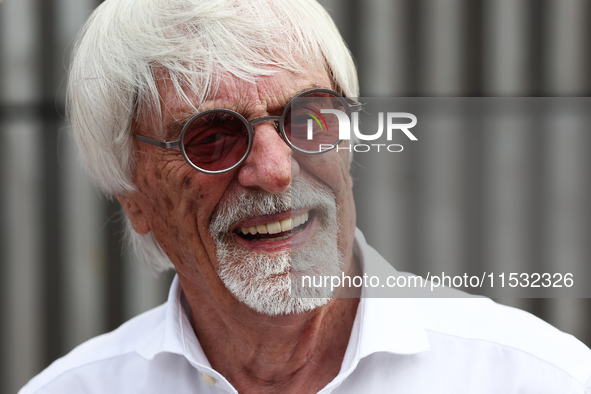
[314,109,417,153]
[295,97,418,153]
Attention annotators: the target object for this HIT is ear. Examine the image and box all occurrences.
[116,193,151,235]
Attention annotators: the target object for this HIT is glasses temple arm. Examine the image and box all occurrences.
[346,99,363,112]
[134,134,180,149]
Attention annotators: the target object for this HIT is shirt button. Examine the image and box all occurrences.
[201,374,217,386]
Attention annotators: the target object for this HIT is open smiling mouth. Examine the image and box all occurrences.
[234,211,312,242]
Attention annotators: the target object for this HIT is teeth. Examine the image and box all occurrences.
[280,219,291,232]
[238,212,310,238]
[267,222,282,234]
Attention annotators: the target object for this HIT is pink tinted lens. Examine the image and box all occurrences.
[182,111,249,172]
[285,92,345,152]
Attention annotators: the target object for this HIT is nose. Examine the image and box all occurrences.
[237,121,299,193]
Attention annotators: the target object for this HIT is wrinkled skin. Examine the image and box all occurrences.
[117,66,360,393]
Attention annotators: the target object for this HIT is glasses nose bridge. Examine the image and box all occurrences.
[249,115,282,136]
[248,116,289,145]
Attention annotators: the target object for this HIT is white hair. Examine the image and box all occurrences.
[68,0,359,271]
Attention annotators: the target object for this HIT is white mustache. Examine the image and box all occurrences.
[209,177,336,240]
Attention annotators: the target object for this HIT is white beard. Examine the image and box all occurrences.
[209,178,343,316]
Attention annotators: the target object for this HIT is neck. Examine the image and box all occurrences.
[182,255,361,394]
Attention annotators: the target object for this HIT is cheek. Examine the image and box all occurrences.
[134,166,200,243]
[303,149,355,223]
[142,168,232,262]
[143,189,205,269]
[297,150,352,196]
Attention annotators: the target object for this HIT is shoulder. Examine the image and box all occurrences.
[354,229,591,391]
[352,296,591,393]
[412,297,591,390]
[19,304,169,394]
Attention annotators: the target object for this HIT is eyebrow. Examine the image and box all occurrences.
[163,83,332,140]
[291,83,331,97]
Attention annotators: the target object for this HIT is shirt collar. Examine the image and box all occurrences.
[336,228,430,379]
[136,228,430,387]
[136,276,239,393]
[136,275,206,363]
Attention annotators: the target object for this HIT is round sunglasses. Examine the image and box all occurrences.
[133,89,361,174]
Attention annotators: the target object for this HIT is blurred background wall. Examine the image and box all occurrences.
[0,0,590,392]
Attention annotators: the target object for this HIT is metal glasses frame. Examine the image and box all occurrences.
[134,88,362,174]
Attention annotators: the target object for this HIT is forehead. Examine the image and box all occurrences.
[206,69,332,107]
[157,66,333,124]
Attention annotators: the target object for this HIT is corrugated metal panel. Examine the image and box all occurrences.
[1,0,590,392]
[1,0,44,391]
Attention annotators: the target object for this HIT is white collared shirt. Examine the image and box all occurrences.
[20,229,591,393]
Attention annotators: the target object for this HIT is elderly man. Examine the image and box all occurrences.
[21,0,591,393]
